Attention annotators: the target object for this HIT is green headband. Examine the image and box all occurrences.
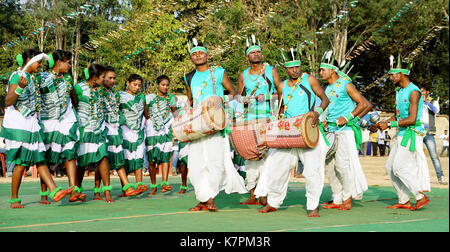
[16,54,24,67]
[246,45,261,56]
[320,63,339,71]
[338,71,352,81]
[48,54,55,68]
[190,46,207,55]
[389,68,410,75]
[284,60,301,68]
[84,68,89,79]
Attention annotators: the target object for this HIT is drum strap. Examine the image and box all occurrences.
[278,75,315,119]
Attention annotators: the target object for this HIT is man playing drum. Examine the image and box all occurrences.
[319,50,371,211]
[256,48,329,217]
[376,54,430,210]
[236,35,283,205]
[182,38,247,211]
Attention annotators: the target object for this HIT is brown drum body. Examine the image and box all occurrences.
[172,96,226,142]
[265,112,319,148]
[230,120,269,160]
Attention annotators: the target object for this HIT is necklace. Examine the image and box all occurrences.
[281,76,302,118]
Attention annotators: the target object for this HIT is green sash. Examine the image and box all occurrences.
[400,121,423,151]
[328,118,362,150]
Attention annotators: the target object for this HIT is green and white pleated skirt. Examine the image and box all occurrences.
[0,106,46,167]
[105,122,125,170]
[121,125,145,173]
[145,118,173,164]
[40,104,79,165]
[77,124,108,167]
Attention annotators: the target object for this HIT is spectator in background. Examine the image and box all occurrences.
[384,131,391,155]
[440,130,449,157]
[420,85,447,185]
[377,129,385,157]
[369,126,378,156]
[361,128,370,157]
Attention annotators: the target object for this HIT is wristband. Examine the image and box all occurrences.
[314,107,324,115]
[345,112,354,122]
[390,121,398,128]
[15,86,24,95]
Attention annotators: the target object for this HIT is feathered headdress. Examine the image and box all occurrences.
[187,38,207,56]
[388,52,413,75]
[320,50,339,71]
[280,46,301,68]
[245,34,261,56]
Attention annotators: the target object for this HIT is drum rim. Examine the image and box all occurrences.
[300,111,319,148]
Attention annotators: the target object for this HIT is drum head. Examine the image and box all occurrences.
[205,96,226,130]
[301,112,319,148]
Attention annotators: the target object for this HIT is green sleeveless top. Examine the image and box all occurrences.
[282,73,315,119]
[242,65,275,120]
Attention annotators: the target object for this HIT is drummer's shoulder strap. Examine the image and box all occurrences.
[297,73,315,112]
[183,69,197,88]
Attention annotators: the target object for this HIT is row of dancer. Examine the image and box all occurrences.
[2,49,185,207]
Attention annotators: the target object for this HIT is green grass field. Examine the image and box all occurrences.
[0,177,448,232]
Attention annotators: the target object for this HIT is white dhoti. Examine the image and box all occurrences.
[187,132,248,202]
[385,135,430,204]
[255,134,327,210]
[325,130,368,204]
[244,157,268,191]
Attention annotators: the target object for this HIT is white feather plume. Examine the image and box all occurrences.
[389,55,394,69]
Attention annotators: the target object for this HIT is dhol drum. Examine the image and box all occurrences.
[172,96,226,142]
[265,111,319,149]
[230,119,269,161]
[325,132,338,164]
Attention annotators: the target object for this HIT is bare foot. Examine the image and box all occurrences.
[103,191,114,203]
[339,197,352,211]
[259,204,276,213]
[259,197,267,206]
[240,196,259,205]
[93,193,103,201]
[189,202,208,211]
[206,198,218,211]
[39,196,50,205]
[307,208,320,217]
[411,194,430,210]
[387,201,412,209]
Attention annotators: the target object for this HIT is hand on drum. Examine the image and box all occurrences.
[256,94,266,102]
[336,116,347,126]
[376,121,389,131]
[312,111,320,127]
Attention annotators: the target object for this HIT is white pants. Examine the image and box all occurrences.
[385,135,430,204]
[255,134,327,210]
[244,157,268,191]
[187,132,248,202]
[325,130,368,204]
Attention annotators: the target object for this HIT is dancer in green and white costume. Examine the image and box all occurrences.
[119,74,149,193]
[319,50,371,211]
[101,66,141,197]
[236,34,283,205]
[376,54,430,211]
[35,50,85,203]
[1,49,73,208]
[145,75,177,194]
[74,64,114,203]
